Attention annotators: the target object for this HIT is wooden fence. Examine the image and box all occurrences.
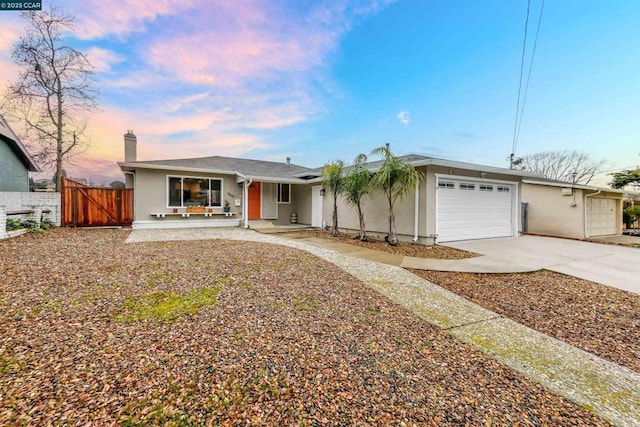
[61,178,133,227]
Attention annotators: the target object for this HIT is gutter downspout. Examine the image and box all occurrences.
[123,171,135,188]
[413,181,419,242]
[584,190,602,238]
[236,172,252,229]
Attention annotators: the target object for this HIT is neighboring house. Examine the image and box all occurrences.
[0,115,40,191]
[521,179,624,239]
[119,132,555,244]
[33,179,56,192]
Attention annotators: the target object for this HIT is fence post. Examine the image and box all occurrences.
[31,205,43,226]
[0,206,7,239]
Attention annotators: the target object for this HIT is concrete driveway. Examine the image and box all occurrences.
[443,236,640,295]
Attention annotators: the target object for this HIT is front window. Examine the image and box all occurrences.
[168,176,223,207]
[277,183,291,203]
[183,178,209,206]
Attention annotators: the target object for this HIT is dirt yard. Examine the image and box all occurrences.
[0,228,609,425]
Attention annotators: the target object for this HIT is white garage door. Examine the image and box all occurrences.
[437,178,515,242]
[586,198,617,237]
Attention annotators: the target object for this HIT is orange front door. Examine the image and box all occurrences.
[248,182,261,219]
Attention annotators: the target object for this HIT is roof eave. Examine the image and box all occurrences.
[410,158,545,178]
[118,162,312,184]
[522,179,624,193]
[118,162,237,176]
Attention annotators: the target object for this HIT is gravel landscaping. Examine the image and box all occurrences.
[412,270,640,374]
[0,228,610,425]
[297,230,477,259]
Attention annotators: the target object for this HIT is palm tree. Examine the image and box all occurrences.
[343,153,372,241]
[370,144,424,246]
[321,159,345,237]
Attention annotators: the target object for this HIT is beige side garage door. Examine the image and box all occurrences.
[586,198,616,237]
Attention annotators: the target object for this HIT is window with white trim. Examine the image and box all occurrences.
[459,183,475,190]
[479,184,493,192]
[438,181,454,189]
[496,185,510,193]
[277,183,291,204]
[168,176,223,207]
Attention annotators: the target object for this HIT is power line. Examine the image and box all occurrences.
[515,0,545,147]
[510,0,545,168]
[511,0,531,160]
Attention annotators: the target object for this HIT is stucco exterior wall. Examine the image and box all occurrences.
[521,184,586,238]
[292,184,312,225]
[521,184,623,238]
[0,140,29,192]
[321,169,425,242]
[133,169,242,222]
[272,184,312,225]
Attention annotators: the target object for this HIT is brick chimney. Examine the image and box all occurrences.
[124,130,137,189]
[124,129,137,162]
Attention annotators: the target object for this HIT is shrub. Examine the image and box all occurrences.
[5,219,22,231]
[624,205,640,228]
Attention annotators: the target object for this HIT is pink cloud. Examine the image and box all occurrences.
[86,47,124,72]
[70,0,197,39]
[144,3,341,87]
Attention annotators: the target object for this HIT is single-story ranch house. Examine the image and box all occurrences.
[118,131,623,244]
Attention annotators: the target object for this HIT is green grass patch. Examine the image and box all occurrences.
[0,354,17,374]
[293,294,318,312]
[117,287,221,323]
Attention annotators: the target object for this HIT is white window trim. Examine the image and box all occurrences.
[277,183,291,204]
[438,181,455,189]
[166,174,224,208]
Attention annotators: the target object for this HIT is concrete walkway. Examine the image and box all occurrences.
[281,234,539,273]
[126,228,640,426]
[283,233,640,295]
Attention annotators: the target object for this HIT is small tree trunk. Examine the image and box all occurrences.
[55,79,64,192]
[388,212,398,246]
[332,194,339,237]
[387,197,398,246]
[357,203,367,241]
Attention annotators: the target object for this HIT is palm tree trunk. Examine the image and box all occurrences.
[387,197,398,246]
[332,194,339,237]
[357,203,367,241]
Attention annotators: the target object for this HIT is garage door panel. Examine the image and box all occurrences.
[586,198,616,237]
[437,179,514,242]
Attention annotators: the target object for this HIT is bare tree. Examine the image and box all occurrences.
[517,150,606,184]
[2,7,97,191]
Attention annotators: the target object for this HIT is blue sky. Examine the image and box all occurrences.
[0,0,638,185]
